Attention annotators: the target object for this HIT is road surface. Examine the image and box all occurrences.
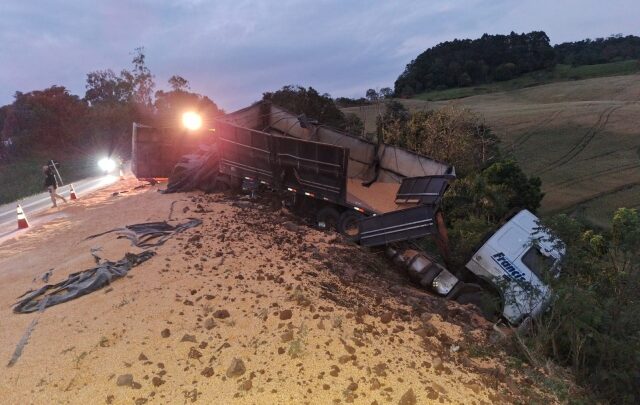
[0,175,119,237]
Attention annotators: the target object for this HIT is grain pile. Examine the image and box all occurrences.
[0,179,559,404]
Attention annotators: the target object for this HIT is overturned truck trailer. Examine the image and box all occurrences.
[131,102,458,295]
[218,102,456,247]
[132,102,563,327]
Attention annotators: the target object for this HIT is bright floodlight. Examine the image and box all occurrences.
[98,157,116,172]
[182,111,202,130]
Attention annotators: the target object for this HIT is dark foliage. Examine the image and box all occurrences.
[154,88,223,128]
[334,97,369,108]
[0,48,221,164]
[0,86,88,152]
[343,113,364,136]
[263,85,347,129]
[482,159,543,212]
[394,31,555,96]
[554,34,640,66]
[530,210,640,404]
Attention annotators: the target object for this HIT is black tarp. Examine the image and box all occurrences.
[85,218,203,248]
[13,219,202,314]
[13,252,155,314]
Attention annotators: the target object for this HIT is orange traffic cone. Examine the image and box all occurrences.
[17,205,29,229]
[69,184,78,200]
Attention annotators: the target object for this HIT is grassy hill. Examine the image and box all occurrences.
[342,64,640,228]
[412,60,640,101]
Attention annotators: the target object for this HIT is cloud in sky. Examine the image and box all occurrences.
[0,0,638,110]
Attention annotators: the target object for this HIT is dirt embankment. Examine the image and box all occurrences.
[0,179,559,404]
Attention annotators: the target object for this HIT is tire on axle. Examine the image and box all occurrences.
[316,206,340,231]
[338,210,364,241]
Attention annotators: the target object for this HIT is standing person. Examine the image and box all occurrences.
[43,165,66,207]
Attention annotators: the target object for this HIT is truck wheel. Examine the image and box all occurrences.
[338,210,364,240]
[317,207,340,231]
[214,176,231,191]
[269,194,282,211]
[454,283,500,322]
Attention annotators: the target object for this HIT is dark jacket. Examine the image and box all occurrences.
[44,169,57,188]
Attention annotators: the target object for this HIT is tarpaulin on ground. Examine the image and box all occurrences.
[13,252,155,314]
[85,218,202,248]
[14,219,202,314]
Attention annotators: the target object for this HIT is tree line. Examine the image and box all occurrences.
[0,48,222,161]
[554,34,640,66]
[394,32,640,97]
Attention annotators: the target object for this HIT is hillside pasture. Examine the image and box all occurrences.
[342,73,640,227]
[412,60,640,101]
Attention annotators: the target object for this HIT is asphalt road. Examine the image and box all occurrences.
[0,175,119,237]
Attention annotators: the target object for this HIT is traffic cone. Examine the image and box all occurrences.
[17,205,29,229]
[69,184,78,200]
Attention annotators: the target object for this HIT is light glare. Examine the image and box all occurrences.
[98,158,116,172]
[182,112,202,130]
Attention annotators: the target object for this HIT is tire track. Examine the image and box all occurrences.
[545,163,640,190]
[535,105,622,175]
[576,148,629,162]
[509,109,564,151]
[548,181,640,215]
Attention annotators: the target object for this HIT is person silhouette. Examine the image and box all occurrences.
[43,165,67,207]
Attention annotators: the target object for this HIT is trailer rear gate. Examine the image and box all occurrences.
[216,120,349,204]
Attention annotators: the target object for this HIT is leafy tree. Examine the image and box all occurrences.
[154,78,223,127]
[130,47,155,108]
[482,159,544,212]
[494,63,517,81]
[379,87,393,98]
[555,34,640,65]
[84,69,134,105]
[1,86,88,151]
[446,213,499,271]
[343,113,364,136]
[525,209,640,404]
[395,31,555,95]
[334,97,369,108]
[365,88,379,103]
[383,105,499,175]
[375,100,409,143]
[457,72,472,87]
[263,85,347,129]
[168,75,190,91]
[382,100,409,122]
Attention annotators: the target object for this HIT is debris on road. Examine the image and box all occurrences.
[85,218,202,248]
[13,251,156,313]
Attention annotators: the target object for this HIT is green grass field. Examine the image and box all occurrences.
[413,60,640,101]
[342,67,640,228]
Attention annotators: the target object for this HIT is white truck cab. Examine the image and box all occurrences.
[465,209,564,325]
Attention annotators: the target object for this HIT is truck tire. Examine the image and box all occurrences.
[454,283,500,322]
[214,175,232,191]
[338,210,364,240]
[317,207,340,231]
[269,194,282,211]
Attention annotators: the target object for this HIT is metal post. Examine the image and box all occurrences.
[50,159,64,186]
